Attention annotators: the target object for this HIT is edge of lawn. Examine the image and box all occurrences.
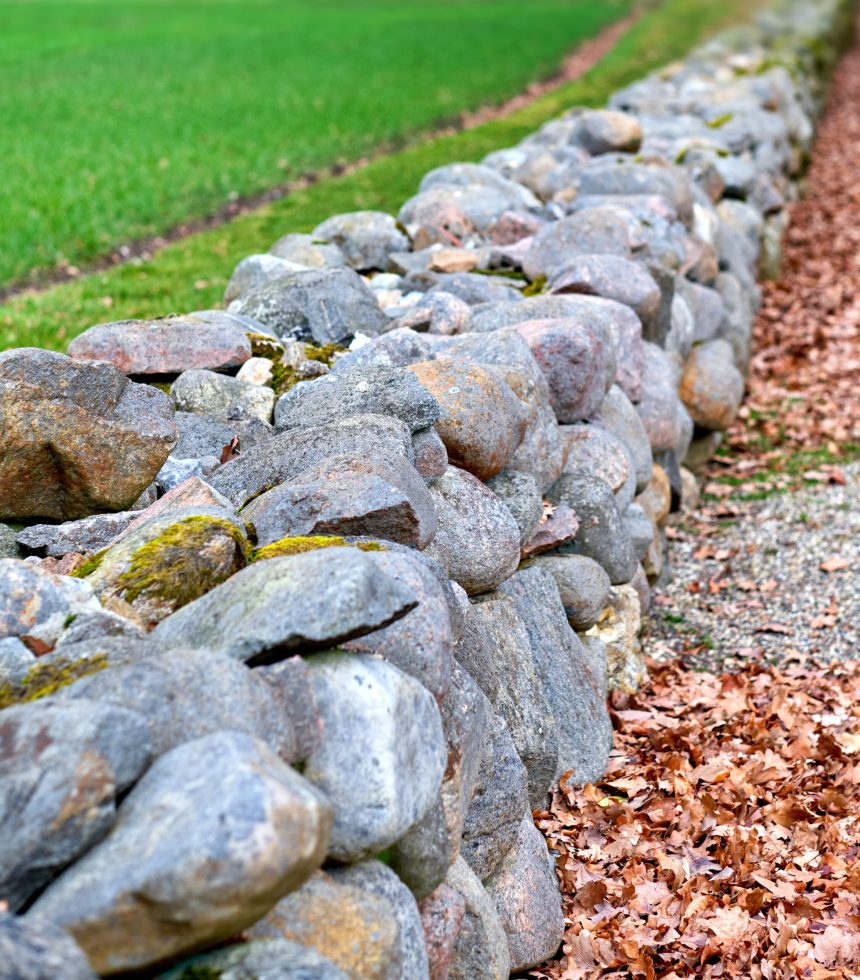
[0,0,766,352]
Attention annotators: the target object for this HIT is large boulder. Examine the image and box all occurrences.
[312,211,409,271]
[31,732,332,976]
[0,350,176,520]
[150,547,417,665]
[66,314,251,376]
[523,207,635,279]
[679,339,745,430]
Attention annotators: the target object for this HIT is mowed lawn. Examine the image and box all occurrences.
[0,0,629,291]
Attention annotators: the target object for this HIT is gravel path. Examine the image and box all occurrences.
[648,30,860,672]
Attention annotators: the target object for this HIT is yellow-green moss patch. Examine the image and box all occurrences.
[251,534,386,561]
[523,275,547,297]
[0,653,109,709]
[71,548,108,578]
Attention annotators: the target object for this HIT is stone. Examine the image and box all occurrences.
[468,594,558,804]
[391,289,473,334]
[0,522,20,558]
[31,732,331,976]
[485,813,564,970]
[413,426,449,479]
[151,548,417,665]
[595,385,653,493]
[343,549,454,697]
[575,109,643,155]
[586,583,646,693]
[560,423,637,511]
[637,463,672,528]
[419,884,466,980]
[424,466,520,596]
[303,653,446,861]
[514,317,617,424]
[155,454,220,493]
[247,870,402,980]
[679,339,745,430]
[549,473,638,585]
[500,566,612,785]
[577,159,694,225]
[115,477,236,545]
[209,414,414,508]
[313,211,409,271]
[0,698,152,911]
[520,503,580,558]
[0,559,102,648]
[269,232,346,268]
[332,860,430,980]
[406,361,526,481]
[274,364,440,434]
[526,554,612,631]
[67,314,251,376]
[224,253,311,305]
[77,507,248,628]
[676,278,728,343]
[0,350,176,521]
[636,342,685,452]
[162,939,349,980]
[170,368,275,423]
[234,268,389,344]
[425,271,524,306]
[445,857,511,980]
[548,253,661,329]
[58,648,300,762]
[16,513,135,558]
[523,208,634,279]
[236,355,274,386]
[485,471,543,548]
[329,328,436,375]
[461,713,530,879]
[0,636,36,683]
[419,162,539,211]
[0,911,97,980]
[255,656,322,761]
[624,501,656,561]
[242,452,437,549]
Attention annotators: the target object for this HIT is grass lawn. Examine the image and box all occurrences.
[0,0,766,352]
[0,0,629,291]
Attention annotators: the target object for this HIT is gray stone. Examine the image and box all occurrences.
[150,548,417,665]
[303,653,446,861]
[170,368,275,423]
[67,314,251,376]
[548,253,661,329]
[419,884,466,980]
[173,411,273,460]
[500,566,612,784]
[0,349,176,521]
[426,271,524,306]
[209,414,414,508]
[624,502,656,562]
[242,452,437,549]
[485,471,543,548]
[468,594,558,804]
[391,288,473,334]
[445,857,511,980]
[0,636,36,683]
[58,648,300,762]
[0,698,152,911]
[419,162,540,212]
[676,278,728,342]
[246,870,402,980]
[424,466,520,596]
[329,328,436,375]
[161,939,348,980]
[484,814,564,971]
[595,385,653,493]
[527,554,611,631]
[313,211,409,271]
[0,559,101,648]
[549,473,638,584]
[155,454,219,492]
[269,232,346,268]
[0,911,96,980]
[0,522,20,558]
[31,732,332,976]
[575,109,643,155]
[343,549,454,697]
[332,860,430,980]
[53,608,147,649]
[274,364,440,433]
[234,268,389,344]
[461,713,530,880]
[16,512,136,558]
[255,656,322,761]
[413,426,448,479]
[636,342,685,452]
[577,159,694,225]
[523,207,635,279]
[559,423,637,511]
[224,253,311,305]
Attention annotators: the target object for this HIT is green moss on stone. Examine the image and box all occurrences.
[71,548,107,579]
[0,653,109,709]
[303,341,345,365]
[115,515,248,608]
[523,275,547,297]
[251,534,386,562]
[706,112,734,129]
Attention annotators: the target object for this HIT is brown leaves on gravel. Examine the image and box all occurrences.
[531,659,860,980]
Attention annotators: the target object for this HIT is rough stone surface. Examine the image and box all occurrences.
[151,547,417,664]
[16,513,136,558]
[173,411,272,460]
[0,911,97,980]
[445,857,511,980]
[679,338,745,430]
[485,471,544,547]
[419,884,466,980]
[304,652,446,861]
[67,315,251,376]
[424,466,520,596]
[0,349,176,520]
[31,732,332,976]
[548,253,661,329]
[523,208,634,279]
[313,211,410,271]
[170,368,275,423]
[162,939,349,980]
[527,553,612,631]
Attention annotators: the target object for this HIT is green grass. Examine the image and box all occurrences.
[1,0,766,352]
[0,0,629,292]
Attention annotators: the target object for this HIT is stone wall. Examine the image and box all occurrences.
[0,0,851,976]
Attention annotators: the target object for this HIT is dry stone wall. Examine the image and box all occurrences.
[0,0,852,975]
